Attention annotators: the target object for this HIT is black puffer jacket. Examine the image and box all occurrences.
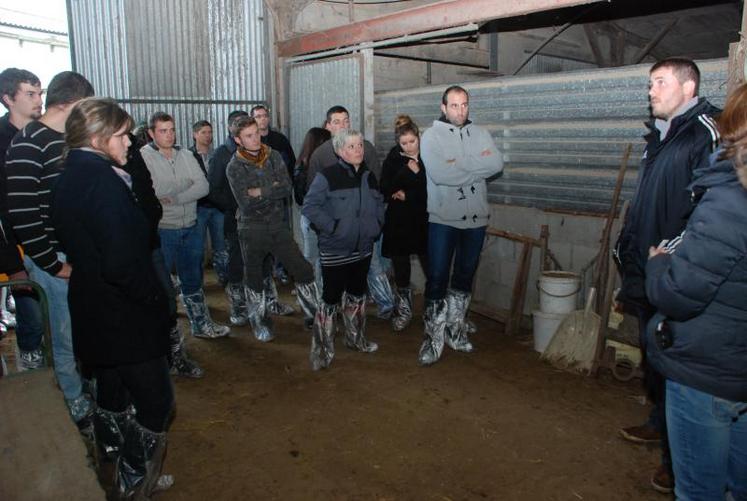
[645,153,747,402]
[616,98,720,309]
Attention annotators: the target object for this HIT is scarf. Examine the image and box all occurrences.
[237,143,269,167]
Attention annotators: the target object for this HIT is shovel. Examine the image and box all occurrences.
[541,287,601,374]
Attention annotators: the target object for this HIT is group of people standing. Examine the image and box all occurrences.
[2,55,743,500]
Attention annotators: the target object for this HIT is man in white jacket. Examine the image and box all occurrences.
[142,111,229,339]
[418,85,503,365]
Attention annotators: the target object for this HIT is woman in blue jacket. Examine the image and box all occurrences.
[302,129,385,370]
[51,98,174,499]
[645,83,747,500]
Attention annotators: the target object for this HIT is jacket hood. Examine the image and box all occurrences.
[436,114,472,128]
[691,152,740,192]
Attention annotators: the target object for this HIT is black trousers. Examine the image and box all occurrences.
[238,225,313,291]
[93,356,174,432]
[321,256,371,305]
[391,254,427,289]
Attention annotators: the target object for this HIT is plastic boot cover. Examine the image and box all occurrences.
[418,298,448,366]
[0,307,16,329]
[168,325,204,378]
[93,407,131,463]
[66,393,95,424]
[392,288,413,332]
[264,276,295,316]
[6,291,15,312]
[445,289,474,353]
[342,293,378,353]
[245,287,274,342]
[116,420,173,500]
[367,273,394,319]
[182,290,230,339]
[16,346,45,371]
[212,250,229,287]
[310,302,337,371]
[294,281,319,323]
[274,261,290,285]
[225,283,248,326]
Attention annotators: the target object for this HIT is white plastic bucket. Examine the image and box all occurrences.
[532,310,566,353]
[538,271,581,314]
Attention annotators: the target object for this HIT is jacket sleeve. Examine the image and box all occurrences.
[421,131,477,187]
[4,139,63,275]
[0,216,23,275]
[173,153,209,205]
[207,150,233,212]
[86,174,163,305]
[645,199,743,321]
[263,153,292,200]
[465,128,504,179]
[301,173,335,235]
[379,155,399,198]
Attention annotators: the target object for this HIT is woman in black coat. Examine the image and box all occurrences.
[380,115,428,331]
[51,98,174,499]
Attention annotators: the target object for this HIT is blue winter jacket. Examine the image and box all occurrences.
[645,152,747,402]
[302,159,385,257]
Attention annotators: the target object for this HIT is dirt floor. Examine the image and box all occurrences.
[1,273,669,500]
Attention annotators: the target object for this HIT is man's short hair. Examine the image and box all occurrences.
[227,110,249,134]
[192,119,211,133]
[650,58,701,96]
[332,128,362,152]
[325,105,349,124]
[232,116,257,137]
[45,71,94,108]
[441,85,469,106]
[0,68,41,110]
[149,111,174,130]
[250,104,269,117]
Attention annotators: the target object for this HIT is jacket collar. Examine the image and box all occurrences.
[223,135,238,153]
[644,97,719,145]
[338,158,367,177]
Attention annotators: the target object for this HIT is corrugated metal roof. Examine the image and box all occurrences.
[375,58,728,214]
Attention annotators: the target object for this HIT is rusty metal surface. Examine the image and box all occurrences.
[277,0,604,57]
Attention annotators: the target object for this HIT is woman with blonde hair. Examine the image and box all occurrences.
[644,83,747,499]
[380,115,428,332]
[51,98,174,498]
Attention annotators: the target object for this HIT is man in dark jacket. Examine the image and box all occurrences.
[0,67,44,367]
[615,57,720,493]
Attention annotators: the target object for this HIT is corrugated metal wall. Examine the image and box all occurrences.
[286,54,364,155]
[67,0,267,147]
[375,58,728,214]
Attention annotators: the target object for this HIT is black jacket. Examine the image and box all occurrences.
[189,145,219,210]
[261,129,295,181]
[302,159,385,257]
[208,135,239,235]
[616,98,720,308]
[380,146,428,258]
[122,135,163,250]
[0,113,22,274]
[51,149,169,366]
[645,153,747,402]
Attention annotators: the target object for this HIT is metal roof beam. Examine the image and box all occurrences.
[277,0,607,57]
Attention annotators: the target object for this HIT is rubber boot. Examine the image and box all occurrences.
[245,287,274,342]
[342,292,378,353]
[418,298,448,366]
[445,289,474,352]
[264,276,294,316]
[168,325,204,378]
[391,287,413,332]
[182,290,230,339]
[116,420,173,500]
[310,302,337,371]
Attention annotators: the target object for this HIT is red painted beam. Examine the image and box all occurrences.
[277,0,605,57]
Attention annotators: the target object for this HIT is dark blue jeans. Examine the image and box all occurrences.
[425,222,486,301]
[14,292,43,352]
[158,224,204,295]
